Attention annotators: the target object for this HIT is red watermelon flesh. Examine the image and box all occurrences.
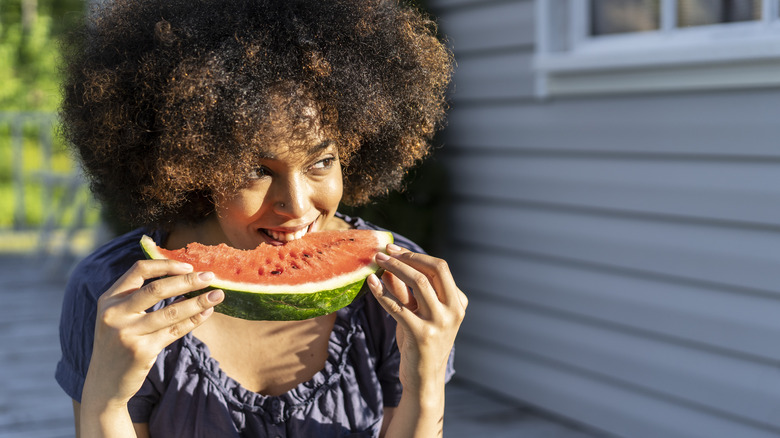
[140,229,393,320]
[159,231,377,285]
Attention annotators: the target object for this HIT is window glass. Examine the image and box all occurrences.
[590,0,661,35]
[677,0,761,27]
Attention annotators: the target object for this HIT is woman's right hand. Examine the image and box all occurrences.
[81,259,224,409]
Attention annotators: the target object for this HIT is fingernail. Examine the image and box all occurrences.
[387,243,402,252]
[375,252,390,262]
[177,262,194,272]
[367,273,380,287]
[199,271,214,281]
[206,289,225,303]
[200,307,214,317]
[207,289,223,302]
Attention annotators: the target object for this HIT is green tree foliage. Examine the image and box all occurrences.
[0,0,90,230]
[0,0,86,111]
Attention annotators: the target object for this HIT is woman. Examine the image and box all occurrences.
[56,0,466,436]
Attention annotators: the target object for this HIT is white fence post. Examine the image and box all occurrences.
[11,116,26,230]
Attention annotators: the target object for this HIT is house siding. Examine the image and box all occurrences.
[430,1,780,437]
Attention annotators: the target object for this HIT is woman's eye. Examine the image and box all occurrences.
[248,166,271,179]
[312,157,335,170]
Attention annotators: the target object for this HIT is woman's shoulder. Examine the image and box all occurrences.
[336,212,426,255]
[66,227,162,300]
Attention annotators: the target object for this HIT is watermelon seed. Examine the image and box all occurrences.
[303,253,312,258]
[271,269,282,275]
[291,264,299,269]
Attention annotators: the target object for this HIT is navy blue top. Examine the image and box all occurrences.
[56,214,454,437]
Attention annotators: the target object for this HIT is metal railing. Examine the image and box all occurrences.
[1,111,100,263]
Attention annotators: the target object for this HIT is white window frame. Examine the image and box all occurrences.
[534,0,780,98]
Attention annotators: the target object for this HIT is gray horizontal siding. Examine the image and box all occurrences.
[444,90,780,156]
[450,201,780,294]
[430,0,522,12]
[436,0,535,54]
[436,0,536,102]
[448,246,780,364]
[457,293,780,432]
[443,152,780,227]
[430,0,780,437]
[451,51,536,101]
[454,339,780,438]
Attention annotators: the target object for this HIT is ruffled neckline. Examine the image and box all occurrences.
[179,296,364,423]
[147,212,371,423]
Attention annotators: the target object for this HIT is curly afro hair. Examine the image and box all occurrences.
[61,0,453,229]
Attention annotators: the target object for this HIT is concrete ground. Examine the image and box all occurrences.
[0,249,607,438]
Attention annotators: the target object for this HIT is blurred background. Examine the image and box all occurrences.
[5,1,780,438]
[1,3,102,437]
[432,1,780,437]
[0,0,100,260]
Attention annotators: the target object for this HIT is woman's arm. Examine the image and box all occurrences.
[76,259,223,437]
[380,407,395,437]
[72,400,150,438]
[369,245,467,438]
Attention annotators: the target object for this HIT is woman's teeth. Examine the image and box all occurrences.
[263,225,310,242]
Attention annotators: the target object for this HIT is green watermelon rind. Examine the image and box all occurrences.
[183,280,367,321]
[139,231,392,321]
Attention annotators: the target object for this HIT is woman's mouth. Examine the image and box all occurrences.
[260,223,312,242]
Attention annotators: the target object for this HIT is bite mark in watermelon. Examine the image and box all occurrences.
[140,229,393,321]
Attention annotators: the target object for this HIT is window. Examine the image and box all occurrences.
[534,0,780,97]
[590,1,762,35]
[591,0,661,35]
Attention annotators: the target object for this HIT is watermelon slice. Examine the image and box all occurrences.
[140,229,393,321]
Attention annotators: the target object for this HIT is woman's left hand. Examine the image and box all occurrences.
[367,243,468,391]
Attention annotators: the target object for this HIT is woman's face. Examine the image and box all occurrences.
[206,129,344,250]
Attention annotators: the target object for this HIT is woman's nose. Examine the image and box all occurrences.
[272,175,311,218]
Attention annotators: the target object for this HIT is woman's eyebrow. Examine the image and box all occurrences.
[256,140,334,161]
[308,139,335,156]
